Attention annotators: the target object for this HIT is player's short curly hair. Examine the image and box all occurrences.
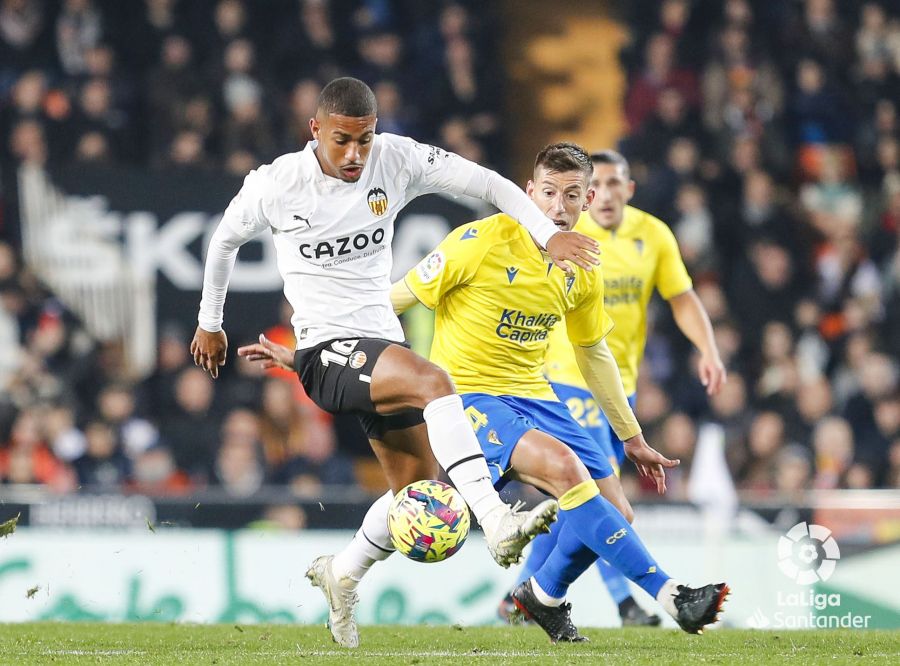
[317,77,377,117]
[533,142,593,181]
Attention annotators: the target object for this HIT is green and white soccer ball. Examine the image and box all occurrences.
[387,480,470,563]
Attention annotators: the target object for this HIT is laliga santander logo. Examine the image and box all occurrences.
[777,522,841,585]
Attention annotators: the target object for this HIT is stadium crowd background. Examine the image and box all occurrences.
[0,0,898,504]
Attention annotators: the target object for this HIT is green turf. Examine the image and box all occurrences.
[0,623,896,665]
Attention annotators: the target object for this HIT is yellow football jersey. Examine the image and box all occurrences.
[404,214,613,400]
[545,205,692,394]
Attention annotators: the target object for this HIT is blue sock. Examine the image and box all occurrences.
[596,558,632,605]
[515,515,561,586]
[533,481,669,600]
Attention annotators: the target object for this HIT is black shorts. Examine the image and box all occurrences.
[294,337,425,440]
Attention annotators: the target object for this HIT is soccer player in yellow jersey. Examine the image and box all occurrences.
[393,143,727,640]
[240,144,729,642]
[510,149,727,627]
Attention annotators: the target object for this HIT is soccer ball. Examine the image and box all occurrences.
[387,480,470,563]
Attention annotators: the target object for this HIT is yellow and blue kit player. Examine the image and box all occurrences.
[518,149,727,627]
[393,143,729,641]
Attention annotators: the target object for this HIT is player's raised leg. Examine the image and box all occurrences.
[307,423,436,648]
[369,344,557,566]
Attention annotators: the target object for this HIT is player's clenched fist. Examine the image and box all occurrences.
[545,230,600,274]
[190,327,227,379]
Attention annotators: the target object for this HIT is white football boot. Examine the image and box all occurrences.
[485,499,559,567]
[306,555,360,648]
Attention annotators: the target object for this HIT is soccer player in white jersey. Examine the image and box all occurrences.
[191,77,599,648]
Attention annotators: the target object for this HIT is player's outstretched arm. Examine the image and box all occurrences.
[572,339,679,494]
[669,289,726,396]
[237,334,295,372]
[422,148,599,272]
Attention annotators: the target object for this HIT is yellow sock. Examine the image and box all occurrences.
[558,480,600,511]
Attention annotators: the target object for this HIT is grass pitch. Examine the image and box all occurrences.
[0,623,896,665]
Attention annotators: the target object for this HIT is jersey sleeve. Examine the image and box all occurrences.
[219,169,278,239]
[405,140,475,196]
[565,270,615,347]
[654,222,693,299]
[403,225,487,309]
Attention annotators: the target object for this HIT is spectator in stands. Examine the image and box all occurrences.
[728,238,805,341]
[844,352,897,459]
[72,419,129,487]
[126,444,192,495]
[625,32,699,133]
[55,0,104,77]
[811,416,855,488]
[96,383,158,460]
[146,34,205,163]
[41,401,86,462]
[738,411,788,492]
[774,444,813,499]
[212,408,265,497]
[0,408,73,490]
[273,0,340,85]
[281,78,318,152]
[161,367,218,480]
[0,0,49,75]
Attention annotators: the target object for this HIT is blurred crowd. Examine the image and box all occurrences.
[615,0,900,498]
[0,0,899,502]
[0,0,504,185]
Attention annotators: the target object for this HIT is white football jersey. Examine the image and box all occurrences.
[219,133,474,350]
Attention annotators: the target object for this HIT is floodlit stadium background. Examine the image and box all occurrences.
[0,0,898,629]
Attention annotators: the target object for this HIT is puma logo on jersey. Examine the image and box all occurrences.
[506,266,519,283]
[293,214,311,228]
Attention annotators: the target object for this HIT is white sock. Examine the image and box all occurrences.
[656,578,680,619]
[331,491,394,586]
[530,576,564,607]
[423,394,506,534]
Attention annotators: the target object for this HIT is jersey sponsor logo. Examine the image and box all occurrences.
[460,228,478,240]
[298,227,386,262]
[505,266,519,284]
[415,251,445,284]
[367,187,388,216]
[604,275,644,306]
[495,309,560,343]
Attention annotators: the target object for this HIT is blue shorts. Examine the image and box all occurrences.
[459,393,615,489]
[550,383,637,467]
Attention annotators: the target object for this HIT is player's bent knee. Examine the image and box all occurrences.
[551,450,591,496]
[417,366,456,403]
